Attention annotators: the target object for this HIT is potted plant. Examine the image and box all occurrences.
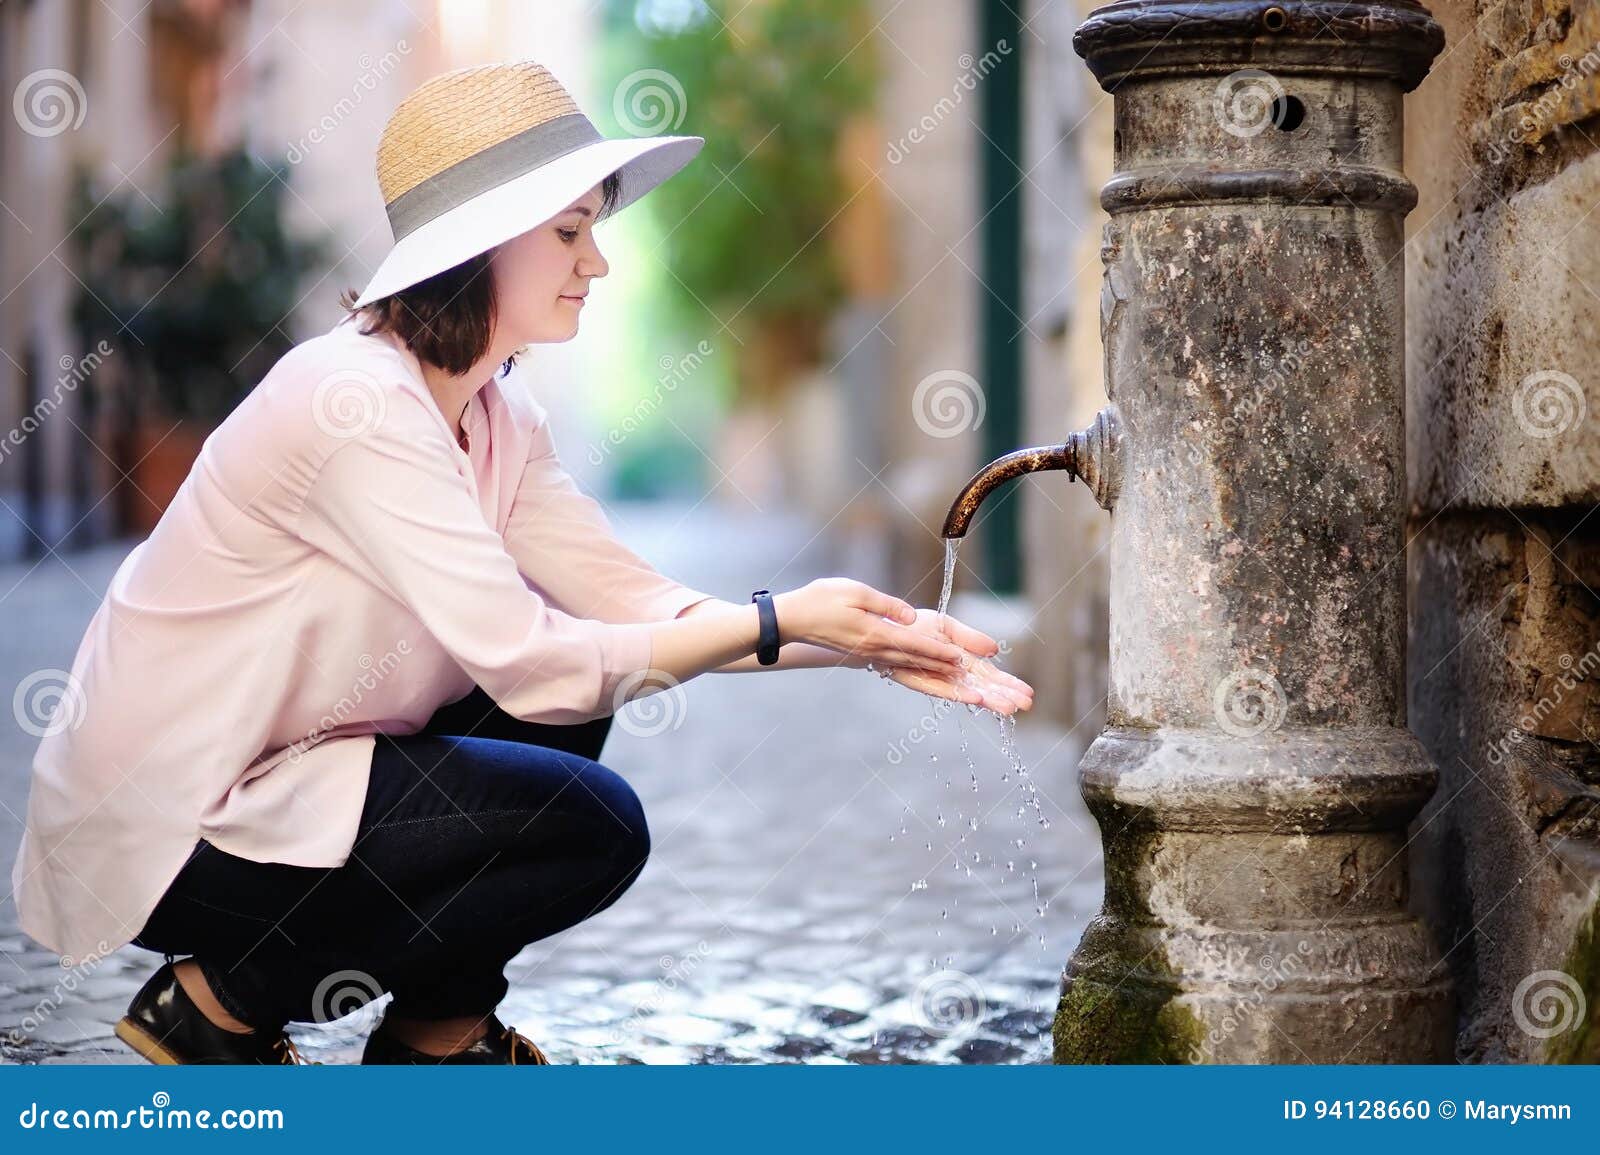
[70,146,327,532]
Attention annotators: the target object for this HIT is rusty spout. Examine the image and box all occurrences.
[941,404,1122,538]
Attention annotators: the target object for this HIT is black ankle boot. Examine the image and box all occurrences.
[115,960,311,1065]
[361,1013,550,1065]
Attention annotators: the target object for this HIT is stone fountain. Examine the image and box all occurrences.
[944,1,1451,1062]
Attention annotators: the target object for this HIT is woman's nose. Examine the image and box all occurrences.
[579,236,608,279]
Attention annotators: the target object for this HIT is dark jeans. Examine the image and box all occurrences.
[130,687,650,1032]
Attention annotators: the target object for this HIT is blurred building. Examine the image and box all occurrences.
[0,0,1109,734]
[0,0,609,561]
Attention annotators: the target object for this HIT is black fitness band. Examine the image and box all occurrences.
[750,589,780,666]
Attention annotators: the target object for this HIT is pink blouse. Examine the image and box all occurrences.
[10,313,713,962]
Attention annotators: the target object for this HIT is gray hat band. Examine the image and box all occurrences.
[384,112,606,243]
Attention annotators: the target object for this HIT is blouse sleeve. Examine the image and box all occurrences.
[502,411,716,624]
[294,403,654,725]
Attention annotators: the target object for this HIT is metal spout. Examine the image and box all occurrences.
[940,404,1122,538]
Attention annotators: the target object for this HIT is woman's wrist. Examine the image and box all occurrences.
[770,588,807,648]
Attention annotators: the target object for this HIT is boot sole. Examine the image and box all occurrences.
[114,1017,183,1065]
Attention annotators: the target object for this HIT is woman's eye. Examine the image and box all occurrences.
[558,228,579,243]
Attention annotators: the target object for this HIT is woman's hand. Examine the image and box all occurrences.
[868,609,1035,715]
[880,665,1032,715]
[772,578,971,677]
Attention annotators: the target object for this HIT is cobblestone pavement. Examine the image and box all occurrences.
[1,505,1101,1065]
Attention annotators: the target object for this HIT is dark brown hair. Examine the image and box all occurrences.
[339,171,622,377]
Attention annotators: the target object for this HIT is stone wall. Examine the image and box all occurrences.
[1405,0,1600,1062]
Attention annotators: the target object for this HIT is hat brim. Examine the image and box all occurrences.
[352,134,704,308]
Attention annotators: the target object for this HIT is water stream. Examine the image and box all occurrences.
[897,538,1051,967]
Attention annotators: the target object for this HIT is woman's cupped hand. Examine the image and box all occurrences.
[773,579,1034,715]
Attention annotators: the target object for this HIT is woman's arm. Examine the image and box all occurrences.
[501,405,715,623]
[675,597,849,672]
[640,579,972,688]
[675,597,1034,713]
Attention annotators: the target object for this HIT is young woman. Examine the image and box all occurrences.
[10,61,1031,1066]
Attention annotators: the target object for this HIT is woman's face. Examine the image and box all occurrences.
[490,182,609,345]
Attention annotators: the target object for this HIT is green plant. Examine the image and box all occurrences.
[69,146,328,424]
[600,0,879,346]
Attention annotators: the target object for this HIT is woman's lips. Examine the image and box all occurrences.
[560,294,586,305]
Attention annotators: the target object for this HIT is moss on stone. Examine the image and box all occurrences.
[1053,974,1208,1063]
[1546,902,1599,1064]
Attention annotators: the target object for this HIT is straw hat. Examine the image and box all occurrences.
[352,61,702,307]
